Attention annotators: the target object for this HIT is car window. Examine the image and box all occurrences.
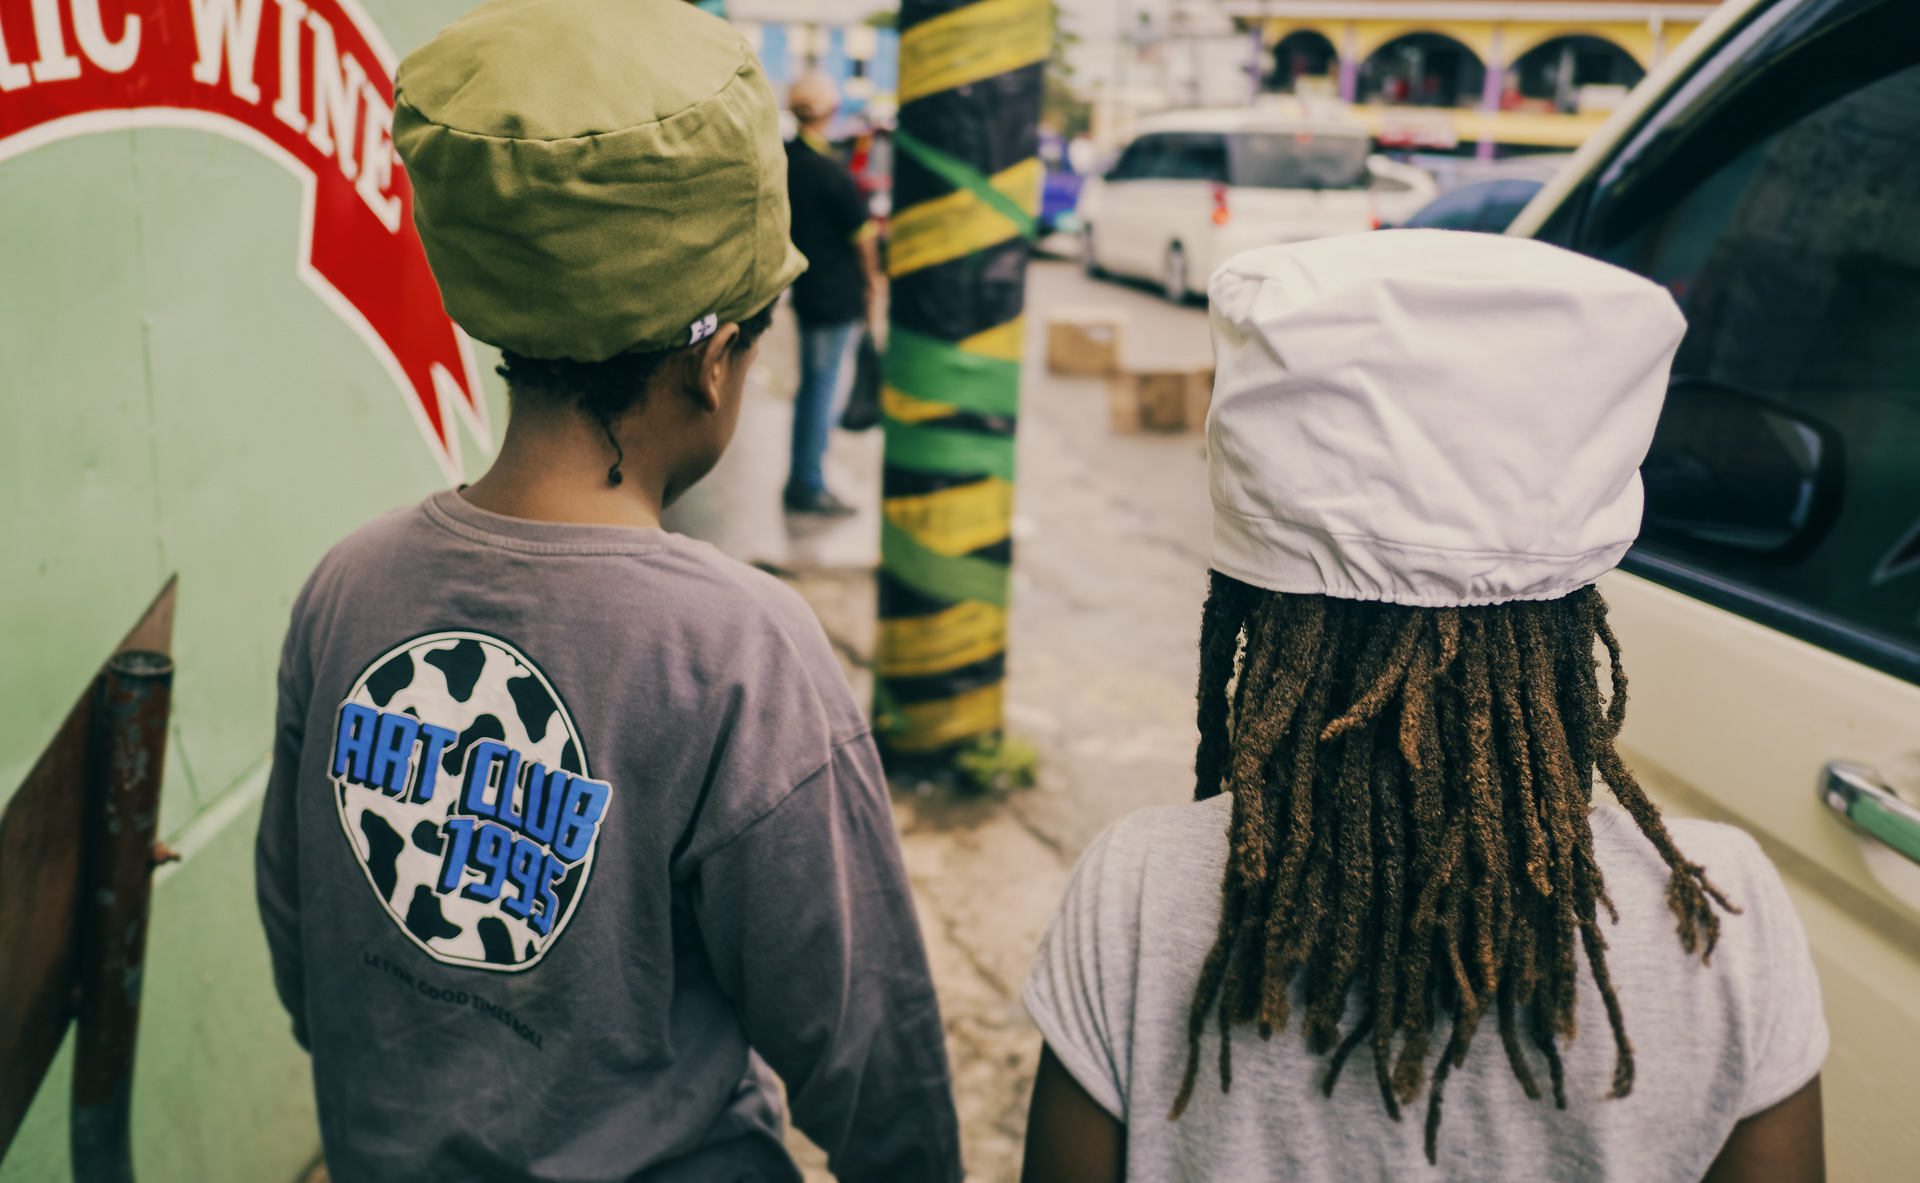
[1586,26,1920,677]
[1229,132,1369,190]
[1160,134,1228,183]
[1406,179,1545,233]
[1108,135,1165,182]
[1406,183,1495,230]
[1472,180,1546,232]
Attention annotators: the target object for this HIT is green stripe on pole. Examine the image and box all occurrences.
[882,419,1016,482]
[885,327,1021,417]
[893,127,1039,241]
[881,520,1011,607]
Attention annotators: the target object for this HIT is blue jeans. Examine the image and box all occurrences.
[787,318,861,497]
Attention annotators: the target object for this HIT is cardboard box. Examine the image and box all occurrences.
[1046,308,1126,375]
[1108,365,1213,433]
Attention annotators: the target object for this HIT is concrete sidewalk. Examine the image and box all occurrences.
[669,260,1217,1181]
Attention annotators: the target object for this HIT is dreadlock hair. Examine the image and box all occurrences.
[1174,571,1737,1163]
[496,301,778,486]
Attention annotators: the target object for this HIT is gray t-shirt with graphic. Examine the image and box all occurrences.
[1023,794,1826,1182]
[257,490,960,1183]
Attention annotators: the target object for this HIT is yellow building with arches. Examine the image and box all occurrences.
[1219,1,1721,154]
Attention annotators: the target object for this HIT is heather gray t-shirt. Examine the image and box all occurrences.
[1023,795,1826,1182]
[257,491,961,1183]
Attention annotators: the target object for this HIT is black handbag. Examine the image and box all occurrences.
[839,328,882,431]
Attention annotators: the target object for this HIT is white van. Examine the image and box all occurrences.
[1075,106,1435,301]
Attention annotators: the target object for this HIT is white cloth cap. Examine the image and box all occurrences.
[1206,230,1685,607]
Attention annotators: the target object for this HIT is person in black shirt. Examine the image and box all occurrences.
[783,73,884,516]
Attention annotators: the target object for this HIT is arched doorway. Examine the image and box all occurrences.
[1268,30,1338,95]
[1508,36,1645,114]
[1360,33,1486,108]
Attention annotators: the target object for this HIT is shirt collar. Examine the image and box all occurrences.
[799,126,834,157]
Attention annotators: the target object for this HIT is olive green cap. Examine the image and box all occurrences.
[393,0,806,361]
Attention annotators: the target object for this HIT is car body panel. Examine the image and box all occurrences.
[1604,569,1920,1181]
[1086,180,1378,296]
[1523,1,1920,1176]
[1088,175,1179,276]
[1195,186,1377,288]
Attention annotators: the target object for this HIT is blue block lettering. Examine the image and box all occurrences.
[496,755,528,832]
[463,741,517,818]
[414,724,459,802]
[552,777,610,862]
[437,817,477,893]
[529,852,567,937]
[333,703,377,784]
[461,822,512,903]
[522,764,567,844]
[501,837,544,921]
[368,712,420,797]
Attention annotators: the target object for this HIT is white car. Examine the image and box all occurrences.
[1512,0,1920,1176]
[1075,107,1436,302]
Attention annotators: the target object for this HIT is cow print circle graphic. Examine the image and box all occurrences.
[332,632,605,971]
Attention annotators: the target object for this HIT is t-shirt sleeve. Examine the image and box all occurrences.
[693,735,962,1183]
[1021,822,1140,1122]
[1733,834,1829,1117]
[255,571,318,1050]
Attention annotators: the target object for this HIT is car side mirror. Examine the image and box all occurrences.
[1640,380,1844,559]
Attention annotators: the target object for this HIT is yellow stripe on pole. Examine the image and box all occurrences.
[958,316,1026,361]
[898,0,1052,104]
[885,683,1007,753]
[881,383,961,424]
[883,476,1014,556]
[878,601,1008,679]
[887,157,1044,277]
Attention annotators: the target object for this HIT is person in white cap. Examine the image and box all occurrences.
[1016,232,1827,1183]
[783,71,885,516]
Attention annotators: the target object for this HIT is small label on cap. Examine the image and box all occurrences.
[688,314,718,344]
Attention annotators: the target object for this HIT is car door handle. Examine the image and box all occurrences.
[1823,761,1920,866]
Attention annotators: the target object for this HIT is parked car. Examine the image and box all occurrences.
[1076,106,1437,301]
[1402,155,1573,233]
[1510,0,1920,1177]
[1402,150,1573,196]
[1404,178,1548,233]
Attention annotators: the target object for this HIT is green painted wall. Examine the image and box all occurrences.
[0,3,501,1178]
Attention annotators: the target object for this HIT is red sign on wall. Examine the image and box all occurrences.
[0,0,485,479]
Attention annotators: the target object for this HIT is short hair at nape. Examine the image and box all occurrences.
[1173,574,1737,1163]
[494,301,777,485]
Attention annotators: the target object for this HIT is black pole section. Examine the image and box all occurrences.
[70,651,174,1183]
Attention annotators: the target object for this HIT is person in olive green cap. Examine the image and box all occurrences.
[253,3,963,1181]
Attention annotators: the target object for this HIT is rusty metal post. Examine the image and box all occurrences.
[69,650,174,1183]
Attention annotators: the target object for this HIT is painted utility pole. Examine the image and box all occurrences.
[873,0,1049,766]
